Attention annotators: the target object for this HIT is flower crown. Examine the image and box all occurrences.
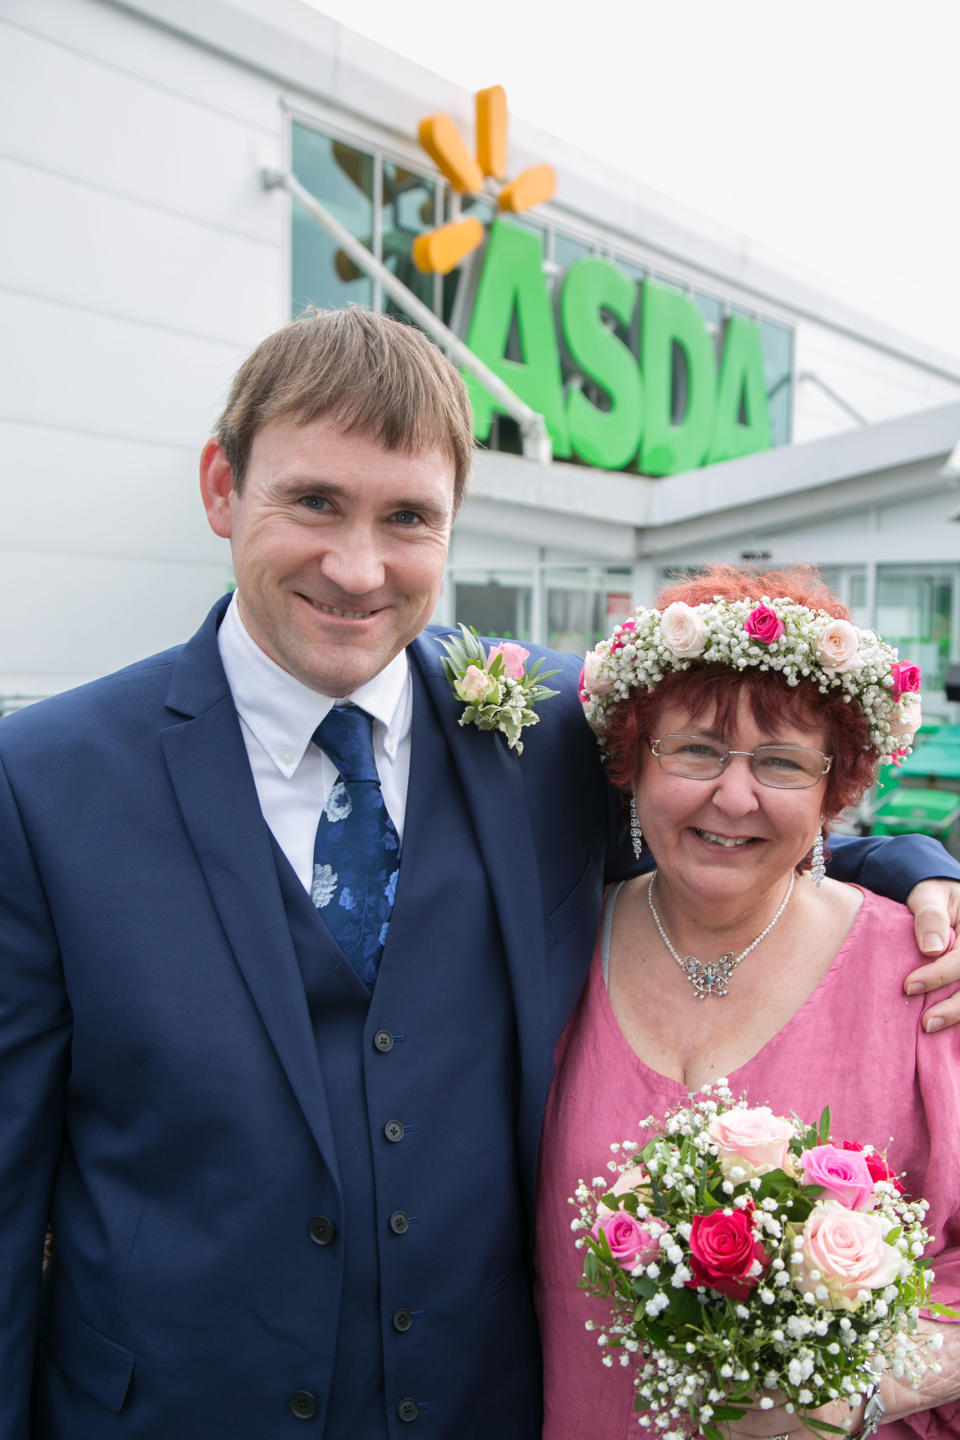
[579,596,922,766]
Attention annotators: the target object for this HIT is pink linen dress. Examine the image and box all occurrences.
[535,886,960,1440]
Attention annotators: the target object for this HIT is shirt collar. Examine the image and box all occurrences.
[218,593,412,777]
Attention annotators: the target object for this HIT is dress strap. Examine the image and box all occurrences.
[600,881,626,991]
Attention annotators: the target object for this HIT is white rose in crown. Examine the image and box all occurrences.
[659,601,708,659]
[816,619,864,673]
[582,650,614,696]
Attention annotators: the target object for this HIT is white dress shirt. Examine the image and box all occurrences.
[217,594,413,893]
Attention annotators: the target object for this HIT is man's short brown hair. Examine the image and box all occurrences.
[216,307,474,511]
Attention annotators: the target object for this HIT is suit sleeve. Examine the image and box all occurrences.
[0,751,71,1437]
[825,831,960,899]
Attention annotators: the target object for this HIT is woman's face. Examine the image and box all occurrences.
[634,691,830,907]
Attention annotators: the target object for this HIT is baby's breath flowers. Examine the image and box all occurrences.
[579,597,922,766]
[571,1083,951,1440]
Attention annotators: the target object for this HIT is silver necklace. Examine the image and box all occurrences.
[647,870,796,999]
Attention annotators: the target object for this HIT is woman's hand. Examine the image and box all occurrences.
[718,1392,853,1440]
[905,878,960,1030]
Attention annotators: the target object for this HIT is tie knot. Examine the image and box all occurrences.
[314,705,379,784]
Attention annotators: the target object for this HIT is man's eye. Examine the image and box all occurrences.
[392,511,421,526]
[301,495,332,511]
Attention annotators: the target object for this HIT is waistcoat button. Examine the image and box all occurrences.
[392,1307,413,1332]
[397,1397,419,1422]
[307,1216,336,1246]
[289,1391,318,1420]
[373,1029,394,1052]
[384,1119,404,1143]
[389,1210,410,1235]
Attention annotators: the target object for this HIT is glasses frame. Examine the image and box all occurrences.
[648,735,833,790]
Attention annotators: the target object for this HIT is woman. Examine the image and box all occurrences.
[535,566,960,1440]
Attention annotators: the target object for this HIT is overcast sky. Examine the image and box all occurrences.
[302,0,960,361]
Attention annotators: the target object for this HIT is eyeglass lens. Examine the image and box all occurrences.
[653,735,829,788]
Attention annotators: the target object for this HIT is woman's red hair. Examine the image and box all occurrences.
[603,566,878,831]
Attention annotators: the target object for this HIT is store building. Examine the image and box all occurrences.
[3,0,960,711]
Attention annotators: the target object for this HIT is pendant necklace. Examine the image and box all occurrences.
[647,870,796,999]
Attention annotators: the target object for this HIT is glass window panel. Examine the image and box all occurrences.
[876,566,953,690]
[453,573,532,641]
[291,122,373,313]
[382,162,436,322]
[554,231,591,271]
[761,318,793,447]
[545,567,633,651]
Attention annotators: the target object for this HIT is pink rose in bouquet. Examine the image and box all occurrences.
[793,1199,907,1311]
[487,641,529,681]
[686,1207,768,1301]
[708,1105,794,1181]
[837,1140,905,1194]
[800,1143,874,1210]
[591,1212,660,1273]
[744,604,785,645]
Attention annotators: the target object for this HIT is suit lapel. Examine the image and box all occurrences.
[160,602,340,1185]
[410,632,553,1177]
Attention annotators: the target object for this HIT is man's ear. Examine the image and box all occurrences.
[199,439,236,539]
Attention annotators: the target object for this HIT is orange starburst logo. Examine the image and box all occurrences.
[413,85,556,274]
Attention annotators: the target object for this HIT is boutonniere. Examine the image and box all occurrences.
[438,624,560,754]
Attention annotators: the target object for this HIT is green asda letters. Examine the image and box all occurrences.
[463,219,772,475]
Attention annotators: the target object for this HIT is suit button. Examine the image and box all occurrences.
[397,1397,419,1423]
[392,1307,413,1333]
[289,1391,318,1420]
[384,1120,404,1143]
[307,1216,336,1246]
[373,1029,394,1053]
[389,1210,410,1235]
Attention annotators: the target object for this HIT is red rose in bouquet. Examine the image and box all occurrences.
[686,1208,768,1301]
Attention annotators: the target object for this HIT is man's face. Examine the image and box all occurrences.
[201,417,457,695]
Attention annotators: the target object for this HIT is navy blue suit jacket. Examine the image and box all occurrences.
[0,598,953,1437]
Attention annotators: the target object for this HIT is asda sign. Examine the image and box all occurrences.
[460,219,773,476]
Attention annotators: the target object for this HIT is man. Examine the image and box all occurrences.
[2,308,959,1439]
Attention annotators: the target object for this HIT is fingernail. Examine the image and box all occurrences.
[921,934,944,953]
[925,1015,946,1033]
[906,982,925,996]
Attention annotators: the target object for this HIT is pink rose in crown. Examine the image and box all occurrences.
[660,601,708,659]
[708,1106,794,1181]
[793,1200,907,1311]
[581,650,614,697]
[838,1140,905,1194]
[744,604,785,645]
[686,1207,768,1301]
[888,693,922,751]
[591,1211,660,1273]
[487,642,529,681]
[609,618,637,653]
[816,620,863,673]
[890,661,922,697]
[800,1143,874,1210]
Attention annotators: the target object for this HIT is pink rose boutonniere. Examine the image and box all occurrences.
[744,603,785,645]
[438,624,559,755]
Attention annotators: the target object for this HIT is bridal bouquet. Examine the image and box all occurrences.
[572,1082,953,1440]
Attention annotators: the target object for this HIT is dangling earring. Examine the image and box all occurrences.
[811,825,826,888]
[629,795,643,861]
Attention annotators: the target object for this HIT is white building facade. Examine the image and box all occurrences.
[3,0,960,710]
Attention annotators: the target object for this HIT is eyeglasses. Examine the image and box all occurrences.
[649,735,833,790]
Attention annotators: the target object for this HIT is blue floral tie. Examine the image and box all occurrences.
[311,706,400,988]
